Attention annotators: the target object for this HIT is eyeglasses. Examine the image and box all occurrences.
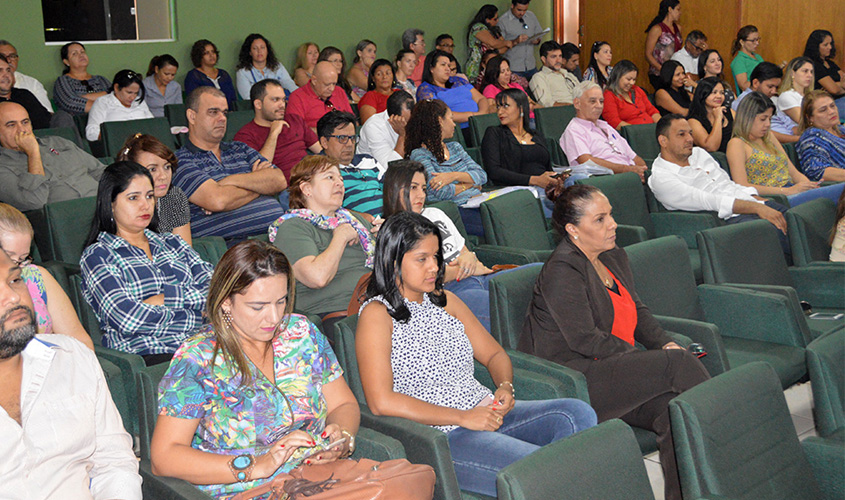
[693,43,708,51]
[1,53,19,60]
[328,134,358,144]
[520,20,529,29]
[745,37,761,43]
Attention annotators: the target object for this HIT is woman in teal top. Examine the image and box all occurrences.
[730,25,764,94]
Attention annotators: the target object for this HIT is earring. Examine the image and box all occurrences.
[573,235,579,240]
[520,112,524,117]
[223,309,233,326]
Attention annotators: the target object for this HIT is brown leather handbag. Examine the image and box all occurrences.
[231,458,435,500]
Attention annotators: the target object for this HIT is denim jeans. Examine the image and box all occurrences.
[787,182,844,206]
[458,207,485,238]
[446,398,597,496]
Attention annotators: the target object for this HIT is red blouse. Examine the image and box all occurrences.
[606,269,637,346]
[602,86,659,129]
[359,90,391,114]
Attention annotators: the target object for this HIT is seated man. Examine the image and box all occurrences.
[0,102,102,211]
[286,61,353,131]
[670,30,707,86]
[317,110,384,218]
[560,81,648,183]
[649,113,789,252]
[530,41,581,107]
[435,34,456,54]
[0,55,51,130]
[233,78,321,184]
[173,87,286,241]
[357,90,414,168]
[0,249,141,499]
[0,41,52,114]
[730,62,795,143]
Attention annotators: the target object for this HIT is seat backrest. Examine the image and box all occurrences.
[696,220,793,286]
[806,329,845,438]
[136,363,172,460]
[783,142,801,169]
[44,196,96,265]
[480,190,553,251]
[625,236,705,321]
[709,151,732,178]
[101,117,177,157]
[619,123,659,161]
[786,198,836,266]
[69,273,104,345]
[164,103,188,128]
[234,99,254,111]
[489,264,543,349]
[33,126,91,154]
[497,419,654,500]
[426,200,476,248]
[468,112,501,148]
[192,236,229,266]
[669,362,822,500]
[224,110,256,142]
[576,172,655,236]
[534,106,576,145]
[332,315,367,404]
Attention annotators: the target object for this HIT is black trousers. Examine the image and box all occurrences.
[567,349,710,500]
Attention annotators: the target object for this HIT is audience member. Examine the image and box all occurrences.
[85,69,154,141]
[151,240,365,499]
[318,111,384,217]
[356,211,596,497]
[358,59,397,124]
[796,90,845,182]
[530,41,580,107]
[0,202,93,348]
[831,189,845,261]
[772,57,814,137]
[417,50,490,130]
[518,182,708,500]
[602,60,660,129]
[358,90,414,168]
[394,49,418,100]
[287,61,354,131]
[293,42,320,88]
[143,54,182,118]
[730,25,764,94]
[727,92,841,206]
[475,50,530,91]
[0,54,51,130]
[402,28,428,87]
[347,39,378,101]
[497,0,543,80]
[561,81,647,182]
[644,0,683,91]
[116,133,193,244]
[184,39,236,107]
[583,41,614,89]
[803,30,845,116]
[0,248,141,499]
[561,42,583,80]
[436,34,457,54]
[317,46,354,102]
[482,56,538,117]
[174,87,286,241]
[81,161,213,364]
[654,60,690,116]
[234,79,321,186]
[53,42,110,115]
[0,102,103,211]
[697,49,735,108]
[269,155,373,327]
[465,5,527,81]
[0,40,52,112]
[235,33,297,100]
[670,30,707,85]
[687,77,735,153]
[732,61,781,110]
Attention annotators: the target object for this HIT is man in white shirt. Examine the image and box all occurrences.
[0,41,52,113]
[529,41,581,108]
[0,249,141,500]
[497,0,543,80]
[358,90,414,168]
[670,30,707,86]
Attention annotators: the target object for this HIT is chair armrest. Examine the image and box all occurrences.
[465,235,482,248]
[140,459,214,499]
[506,349,591,403]
[353,426,406,461]
[801,435,845,500]
[651,212,720,248]
[474,244,543,266]
[615,224,649,248]
[654,315,730,377]
[474,360,575,401]
[94,346,146,434]
[698,284,811,347]
[789,266,845,310]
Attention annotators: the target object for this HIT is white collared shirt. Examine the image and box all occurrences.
[14,71,53,113]
[0,335,141,500]
[649,147,760,219]
[357,110,401,169]
[85,92,154,141]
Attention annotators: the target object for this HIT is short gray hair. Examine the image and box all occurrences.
[572,81,601,101]
[401,29,424,50]
[186,86,226,111]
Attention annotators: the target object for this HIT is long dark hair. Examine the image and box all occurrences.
[468,4,502,41]
[405,99,449,162]
[146,54,178,77]
[731,25,758,57]
[382,160,427,218]
[645,0,680,33]
[803,30,836,63]
[110,69,146,103]
[367,59,396,91]
[60,42,85,75]
[697,49,723,79]
[587,41,611,88]
[687,77,725,124]
[364,211,446,322]
[657,60,683,91]
[237,33,280,71]
[482,55,510,91]
[421,50,452,87]
[495,88,532,133]
[85,161,158,247]
[353,39,376,64]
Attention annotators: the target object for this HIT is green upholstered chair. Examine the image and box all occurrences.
[73,112,105,157]
[697,220,845,338]
[101,117,177,157]
[786,198,842,267]
[479,190,556,263]
[626,236,809,388]
[619,123,659,163]
[191,236,229,266]
[164,103,189,128]
[670,362,843,500]
[533,106,575,165]
[464,146,484,169]
[445,126,467,147]
[25,196,95,265]
[806,329,845,438]
[234,99,254,111]
[223,110,256,142]
[709,151,731,177]
[98,156,114,165]
[784,141,801,168]
[33,126,92,154]
[468,112,501,148]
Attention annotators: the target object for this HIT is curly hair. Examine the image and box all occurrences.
[190,39,217,68]
[237,34,279,71]
[404,99,449,162]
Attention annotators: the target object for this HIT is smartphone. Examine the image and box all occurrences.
[551,169,572,179]
[299,436,349,461]
[809,312,844,320]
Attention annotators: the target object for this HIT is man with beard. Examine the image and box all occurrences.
[0,249,141,499]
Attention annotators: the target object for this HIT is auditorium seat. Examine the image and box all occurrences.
[33,126,92,154]
[806,329,845,438]
[619,123,659,164]
[101,117,177,157]
[479,190,555,263]
[534,106,575,165]
[786,198,843,267]
[468,112,500,148]
[223,110,254,142]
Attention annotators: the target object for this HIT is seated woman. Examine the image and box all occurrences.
[0,203,93,350]
[235,33,297,100]
[481,56,539,118]
[85,69,154,141]
[517,183,710,500]
[730,25,764,94]
[797,90,845,183]
[654,60,690,116]
[293,42,320,88]
[347,40,378,101]
[602,60,661,130]
[465,4,527,82]
[687,77,735,153]
[116,133,192,245]
[151,240,361,499]
[394,49,418,100]
[583,41,614,90]
[696,49,735,109]
[143,54,182,118]
[80,162,213,365]
[804,29,845,117]
[356,211,596,497]
[771,57,815,141]
[727,92,842,206]
[417,49,490,132]
[269,156,373,332]
[184,39,236,107]
[318,47,355,103]
[358,59,397,124]
[53,42,111,116]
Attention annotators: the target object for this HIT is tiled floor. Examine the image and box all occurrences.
[644,381,816,500]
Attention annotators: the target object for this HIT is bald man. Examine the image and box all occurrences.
[0,102,103,211]
[286,61,354,131]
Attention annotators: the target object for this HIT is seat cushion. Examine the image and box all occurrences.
[722,337,807,389]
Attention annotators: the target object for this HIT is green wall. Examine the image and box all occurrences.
[0,0,552,96]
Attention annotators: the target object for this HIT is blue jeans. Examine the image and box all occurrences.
[447,398,597,496]
[443,264,539,332]
[787,182,845,206]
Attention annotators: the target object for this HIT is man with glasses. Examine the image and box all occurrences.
[402,28,427,86]
[0,55,51,130]
[497,0,543,80]
[287,61,353,132]
[0,40,52,114]
[173,87,286,242]
[671,30,708,88]
[318,111,384,218]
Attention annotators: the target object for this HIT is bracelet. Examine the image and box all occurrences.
[228,453,255,483]
[340,429,356,457]
[498,381,515,395]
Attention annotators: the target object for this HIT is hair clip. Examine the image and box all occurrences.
[123,147,131,156]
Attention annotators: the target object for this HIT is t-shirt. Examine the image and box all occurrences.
[422,207,465,263]
[233,116,318,181]
[358,91,391,115]
[730,51,764,94]
[771,89,801,135]
[339,155,384,217]
[813,58,842,90]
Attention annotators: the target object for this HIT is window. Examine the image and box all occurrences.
[42,0,173,43]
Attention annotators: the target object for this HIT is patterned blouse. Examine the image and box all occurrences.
[650,23,682,76]
[797,125,845,181]
[744,141,790,187]
[466,23,497,81]
[158,314,342,498]
[22,264,52,333]
[53,74,111,115]
[156,186,191,234]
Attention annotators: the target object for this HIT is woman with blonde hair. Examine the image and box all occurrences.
[294,42,320,88]
[771,57,814,141]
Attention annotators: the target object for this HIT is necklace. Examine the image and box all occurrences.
[513,128,530,144]
[591,260,613,288]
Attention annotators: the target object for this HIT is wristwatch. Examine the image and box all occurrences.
[341,429,356,457]
[229,453,255,482]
